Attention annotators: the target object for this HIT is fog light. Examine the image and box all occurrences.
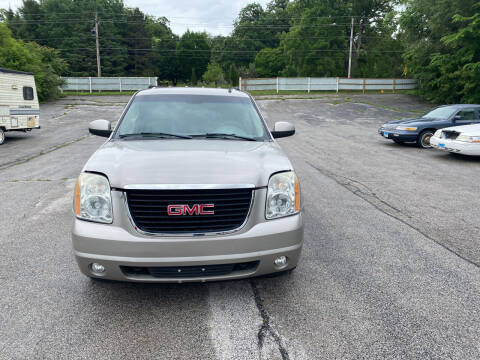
[274,256,288,268]
[91,262,105,274]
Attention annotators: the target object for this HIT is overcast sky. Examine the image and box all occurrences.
[0,0,270,36]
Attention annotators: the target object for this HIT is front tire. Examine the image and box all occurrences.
[417,130,434,149]
[0,129,5,145]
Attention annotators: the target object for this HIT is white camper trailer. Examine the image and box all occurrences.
[0,68,40,145]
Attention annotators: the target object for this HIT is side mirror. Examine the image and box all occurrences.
[454,115,462,121]
[271,121,295,139]
[89,119,112,137]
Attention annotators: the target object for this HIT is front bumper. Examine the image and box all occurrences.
[72,189,304,282]
[378,128,417,142]
[430,136,480,156]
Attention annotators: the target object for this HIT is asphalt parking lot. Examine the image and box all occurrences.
[0,93,479,359]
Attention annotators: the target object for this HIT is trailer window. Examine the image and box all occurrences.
[23,87,34,100]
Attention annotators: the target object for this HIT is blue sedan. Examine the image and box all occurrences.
[378,104,480,148]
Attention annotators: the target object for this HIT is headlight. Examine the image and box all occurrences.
[74,173,113,223]
[396,126,417,131]
[457,134,480,143]
[266,171,300,219]
[434,129,442,138]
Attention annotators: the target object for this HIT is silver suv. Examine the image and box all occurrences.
[72,87,303,282]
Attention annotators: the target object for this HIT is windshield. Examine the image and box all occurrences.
[116,94,269,140]
[422,107,457,120]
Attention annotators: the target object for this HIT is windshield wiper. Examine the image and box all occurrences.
[119,132,192,139]
[191,133,257,141]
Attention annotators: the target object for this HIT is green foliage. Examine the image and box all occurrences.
[279,3,347,77]
[190,67,197,85]
[354,11,404,78]
[439,10,480,103]
[3,0,479,105]
[3,0,179,78]
[254,48,286,77]
[176,30,210,82]
[202,62,224,85]
[400,0,478,103]
[151,19,179,82]
[0,22,66,101]
[229,64,238,86]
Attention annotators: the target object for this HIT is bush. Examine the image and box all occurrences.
[202,62,225,86]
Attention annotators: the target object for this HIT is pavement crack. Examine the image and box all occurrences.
[250,280,290,360]
[307,161,479,268]
[0,135,89,172]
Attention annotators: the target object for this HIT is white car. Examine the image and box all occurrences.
[430,124,480,156]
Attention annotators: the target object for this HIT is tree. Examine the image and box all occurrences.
[202,61,224,86]
[151,18,179,82]
[191,67,197,85]
[4,0,179,77]
[176,30,210,82]
[122,7,156,76]
[229,64,238,86]
[0,22,67,101]
[254,47,286,77]
[280,2,348,77]
[399,0,477,102]
[354,11,404,78]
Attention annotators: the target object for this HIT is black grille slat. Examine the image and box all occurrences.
[121,261,259,278]
[141,224,244,231]
[135,217,246,224]
[126,188,253,233]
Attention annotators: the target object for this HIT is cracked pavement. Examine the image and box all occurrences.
[0,94,479,359]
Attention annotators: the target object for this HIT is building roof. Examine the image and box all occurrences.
[0,67,33,76]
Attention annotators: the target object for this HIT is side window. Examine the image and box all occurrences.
[456,109,475,121]
[23,86,34,101]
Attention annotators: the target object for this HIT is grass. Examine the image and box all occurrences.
[248,89,415,96]
[356,100,425,114]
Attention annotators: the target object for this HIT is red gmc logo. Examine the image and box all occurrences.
[167,204,215,216]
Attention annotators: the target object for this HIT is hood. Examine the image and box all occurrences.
[442,123,480,136]
[83,139,293,188]
[385,117,444,125]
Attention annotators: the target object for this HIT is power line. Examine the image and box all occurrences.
[3,18,393,29]
[3,11,386,20]
[52,46,404,54]
[19,34,390,42]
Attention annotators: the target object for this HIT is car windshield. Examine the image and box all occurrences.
[422,107,457,120]
[116,94,268,141]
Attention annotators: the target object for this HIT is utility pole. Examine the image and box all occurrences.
[348,17,354,79]
[95,12,101,77]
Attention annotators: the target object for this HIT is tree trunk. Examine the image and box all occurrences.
[351,18,365,77]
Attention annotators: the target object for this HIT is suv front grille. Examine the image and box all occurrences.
[126,188,253,234]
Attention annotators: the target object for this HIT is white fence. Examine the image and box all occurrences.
[239,77,416,93]
[61,77,157,92]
